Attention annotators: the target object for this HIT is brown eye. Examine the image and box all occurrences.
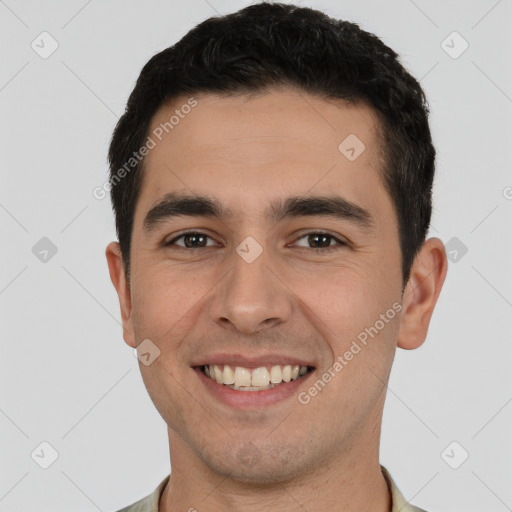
[293,232,346,250]
[165,232,215,248]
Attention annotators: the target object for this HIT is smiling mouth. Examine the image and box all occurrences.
[199,363,314,391]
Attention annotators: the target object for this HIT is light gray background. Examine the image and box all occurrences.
[1,0,511,511]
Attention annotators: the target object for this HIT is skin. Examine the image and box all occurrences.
[106,87,447,512]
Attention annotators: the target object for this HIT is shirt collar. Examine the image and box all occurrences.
[381,465,427,512]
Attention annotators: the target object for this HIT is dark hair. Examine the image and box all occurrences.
[108,1,435,286]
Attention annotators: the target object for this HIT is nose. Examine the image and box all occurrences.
[211,245,293,335]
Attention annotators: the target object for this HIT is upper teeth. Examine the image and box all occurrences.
[204,364,308,387]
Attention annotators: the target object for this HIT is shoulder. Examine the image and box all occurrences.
[113,474,170,512]
[381,465,429,512]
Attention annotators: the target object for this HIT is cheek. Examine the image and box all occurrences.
[131,264,207,327]
[130,269,200,430]
[130,264,226,368]
[137,356,191,437]
[293,265,401,357]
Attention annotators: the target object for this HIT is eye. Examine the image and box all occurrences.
[164,231,217,249]
[291,231,347,251]
[163,230,348,252]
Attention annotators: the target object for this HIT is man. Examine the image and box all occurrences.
[106,2,448,511]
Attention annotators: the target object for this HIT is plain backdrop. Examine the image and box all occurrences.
[1,0,511,511]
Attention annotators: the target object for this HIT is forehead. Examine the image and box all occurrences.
[138,88,388,219]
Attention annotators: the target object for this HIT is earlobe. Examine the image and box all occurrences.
[105,241,137,348]
[397,237,448,350]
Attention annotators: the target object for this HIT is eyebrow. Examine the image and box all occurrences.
[143,192,374,232]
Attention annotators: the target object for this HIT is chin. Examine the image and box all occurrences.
[199,440,313,485]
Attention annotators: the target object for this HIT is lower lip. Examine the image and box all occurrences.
[193,366,314,409]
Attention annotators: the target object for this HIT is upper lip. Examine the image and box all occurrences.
[191,353,315,369]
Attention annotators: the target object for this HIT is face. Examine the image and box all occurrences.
[109,88,413,483]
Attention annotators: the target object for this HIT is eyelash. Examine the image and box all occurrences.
[164,230,347,252]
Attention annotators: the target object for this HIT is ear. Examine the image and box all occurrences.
[105,241,137,348]
[397,237,448,350]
